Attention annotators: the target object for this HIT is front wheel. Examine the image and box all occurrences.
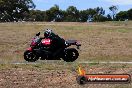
[24,50,39,62]
[62,48,79,62]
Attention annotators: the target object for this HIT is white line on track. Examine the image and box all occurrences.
[78,61,132,64]
[0,61,132,64]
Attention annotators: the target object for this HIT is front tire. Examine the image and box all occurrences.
[24,50,39,62]
[62,48,79,62]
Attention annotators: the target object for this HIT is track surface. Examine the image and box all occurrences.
[0,61,132,64]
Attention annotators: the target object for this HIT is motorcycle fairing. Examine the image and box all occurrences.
[41,38,51,46]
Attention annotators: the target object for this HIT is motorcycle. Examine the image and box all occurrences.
[24,32,81,62]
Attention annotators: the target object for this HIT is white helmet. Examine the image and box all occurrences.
[44,29,52,38]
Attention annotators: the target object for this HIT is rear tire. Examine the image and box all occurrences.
[24,50,39,62]
[62,48,79,62]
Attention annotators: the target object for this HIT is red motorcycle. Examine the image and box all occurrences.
[24,33,81,62]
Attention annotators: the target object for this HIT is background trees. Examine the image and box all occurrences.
[116,11,128,21]
[109,5,118,20]
[0,1,132,22]
[64,6,79,22]
[45,5,64,22]
[93,7,106,22]
[0,0,35,22]
[127,9,132,20]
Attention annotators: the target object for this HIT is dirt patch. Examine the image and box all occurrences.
[0,68,77,88]
[0,66,132,88]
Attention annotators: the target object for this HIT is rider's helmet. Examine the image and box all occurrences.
[44,29,52,38]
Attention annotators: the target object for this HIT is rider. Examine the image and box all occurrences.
[43,29,66,52]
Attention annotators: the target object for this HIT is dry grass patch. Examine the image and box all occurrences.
[0,22,132,63]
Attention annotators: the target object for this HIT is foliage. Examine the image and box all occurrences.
[116,11,128,21]
[0,2,132,22]
[109,5,118,20]
[64,6,79,22]
[0,0,35,22]
[127,9,132,20]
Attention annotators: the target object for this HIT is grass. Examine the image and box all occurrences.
[0,22,132,63]
[0,22,132,88]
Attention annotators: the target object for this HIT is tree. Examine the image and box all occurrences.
[109,5,118,20]
[107,14,112,21]
[116,11,128,21]
[79,8,97,22]
[93,7,106,22]
[95,7,105,15]
[28,10,46,21]
[87,8,97,20]
[45,4,63,22]
[65,6,79,22]
[0,0,35,22]
[127,8,132,20]
[79,10,88,22]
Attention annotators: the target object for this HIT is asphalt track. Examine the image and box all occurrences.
[1,61,132,64]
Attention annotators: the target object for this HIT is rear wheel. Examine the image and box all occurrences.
[62,48,79,62]
[24,50,39,62]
